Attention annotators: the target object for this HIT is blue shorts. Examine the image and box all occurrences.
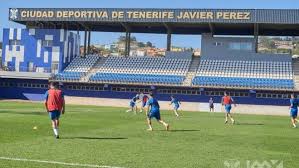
[142,102,147,107]
[129,101,135,107]
[290,108,298,118]
[225,104,232,113]
[173,105,180,110]
[148,111,161,120]
[49,110,61,120]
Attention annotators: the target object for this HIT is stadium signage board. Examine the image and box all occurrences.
[13,9,250,20]
[9,8,253,22]
[9,8,299,24]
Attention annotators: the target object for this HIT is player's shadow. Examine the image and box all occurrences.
[170,129,200,132]
[157,129,200,132]
[61,137,128,140]
[0,111,45,115]
[235,123,264,126]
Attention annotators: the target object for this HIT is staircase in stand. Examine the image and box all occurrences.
[182,56,201,86]
[80,57,108,82]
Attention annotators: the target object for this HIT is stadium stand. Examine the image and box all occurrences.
[3,8,299,109]
[89,56,191,85]
[192,55,294,90]
[54,55,99,81]
[292,58,299,90]
[90,73,184,85]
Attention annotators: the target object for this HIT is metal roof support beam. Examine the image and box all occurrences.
[124,31,131,57]
[120,22,130,32]
[121,23,131,57]
[83,29,87,58]
[77,25,80,33]
[87,30,91,55]
[164,23,172,51]
[254,23,259,53]
[127,32,131,56]
[208,23,215,35]
[167,31,172,51]
[77,22,90,57]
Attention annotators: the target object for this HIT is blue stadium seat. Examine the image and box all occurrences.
[90,73,185,85]
[193,55,294,90]
[54,55,99,81]
[192,76,294,89]
[55,72,85,81]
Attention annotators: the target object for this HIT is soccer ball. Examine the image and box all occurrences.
[33,126,38,130]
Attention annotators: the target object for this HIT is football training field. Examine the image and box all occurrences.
[0,101,296,168]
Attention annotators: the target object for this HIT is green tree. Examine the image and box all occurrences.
[118,36,136,42]
[137,42,145,48]
[146,41,152,47]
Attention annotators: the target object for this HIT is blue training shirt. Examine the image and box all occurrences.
[131,96,138,103]
[147,97,160,113]
[171,98,180,107]
[290,98,299,109]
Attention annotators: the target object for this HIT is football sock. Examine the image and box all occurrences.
[53,128,59,136]
[148,125,153,130]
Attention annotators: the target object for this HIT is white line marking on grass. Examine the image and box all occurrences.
[0,157,125,168]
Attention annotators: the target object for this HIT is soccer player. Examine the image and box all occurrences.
[221,92,236,124]
[126,95,139,114]
[138,92,149,113]
[209,97,214,112]
[146,93,170,131]
[169,95,181,117]
[44,82,65,139]
[289,94,299,128]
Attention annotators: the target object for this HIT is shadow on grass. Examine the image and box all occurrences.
[155,129,200,132]
[60,137,128,140]
[0,111,46,115]
[235,122,264,126]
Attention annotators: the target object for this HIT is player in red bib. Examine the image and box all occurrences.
[138,92,149,113]
[44,82,65,139]
[222,92,236,124]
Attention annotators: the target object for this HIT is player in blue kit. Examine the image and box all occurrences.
[169,95,181,117]
[289,94,299,128]
[146,93,169,131]
[126,95,139,114]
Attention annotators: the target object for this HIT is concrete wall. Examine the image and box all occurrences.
[201,33,256,57]
[200,34,291,62]
[0,78,293,106]
[64,96,288,116]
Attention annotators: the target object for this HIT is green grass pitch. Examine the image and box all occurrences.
[0,101,297,168]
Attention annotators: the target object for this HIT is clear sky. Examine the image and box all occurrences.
[1,0,299,48]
